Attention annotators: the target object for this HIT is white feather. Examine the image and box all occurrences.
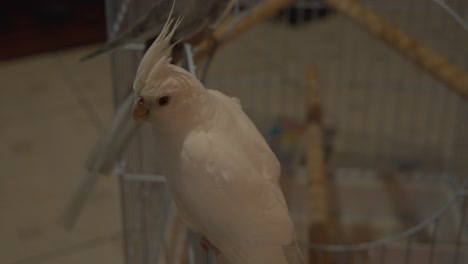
[134,14,302,263]
[157,89,300,263]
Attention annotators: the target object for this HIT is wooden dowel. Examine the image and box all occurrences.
[305,67,332,264]
[193,0,294,62]
[305,67,328,224]
[325,0,468,99]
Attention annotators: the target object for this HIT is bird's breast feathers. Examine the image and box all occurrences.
[166,90,293,245]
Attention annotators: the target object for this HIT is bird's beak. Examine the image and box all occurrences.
[132,97,149,122]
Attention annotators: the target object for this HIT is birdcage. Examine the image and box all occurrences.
[102,0,468,263]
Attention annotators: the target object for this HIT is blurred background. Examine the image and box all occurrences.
[0,0,467,264]
[0,1,121,264]
[0,0,106,60]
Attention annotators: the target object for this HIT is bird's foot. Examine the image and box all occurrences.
[200,236,220,254]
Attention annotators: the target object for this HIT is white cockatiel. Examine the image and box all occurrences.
[132,16,302,264]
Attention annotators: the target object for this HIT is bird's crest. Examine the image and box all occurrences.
[134,1,182,93]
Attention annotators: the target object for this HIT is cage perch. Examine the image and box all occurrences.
[305,68,329,227]
[324,0,468,99]
[304,67,332,263]
[193,0,294,63]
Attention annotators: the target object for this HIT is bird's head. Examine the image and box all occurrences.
[132,63,206,124]
[132,15,207,131]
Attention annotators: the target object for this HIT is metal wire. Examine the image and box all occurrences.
[404,235,413,264]
[452,198,467,264]
[432,0,468,33]
[307,180,468,252]
[380,246,386,264]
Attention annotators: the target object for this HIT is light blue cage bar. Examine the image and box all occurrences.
[104,0,468,263]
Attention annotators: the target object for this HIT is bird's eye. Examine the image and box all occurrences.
[158,95,170,106]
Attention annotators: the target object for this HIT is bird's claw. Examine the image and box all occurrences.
[200,236,220,254]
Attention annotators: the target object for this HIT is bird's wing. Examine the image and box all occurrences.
[207,89,281,182]
[179,125,293,246]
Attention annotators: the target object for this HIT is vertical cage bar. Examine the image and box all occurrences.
[380,246,387,264]
[453,197,467,264]
[429,219,440,264]
[404,235,414,264]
